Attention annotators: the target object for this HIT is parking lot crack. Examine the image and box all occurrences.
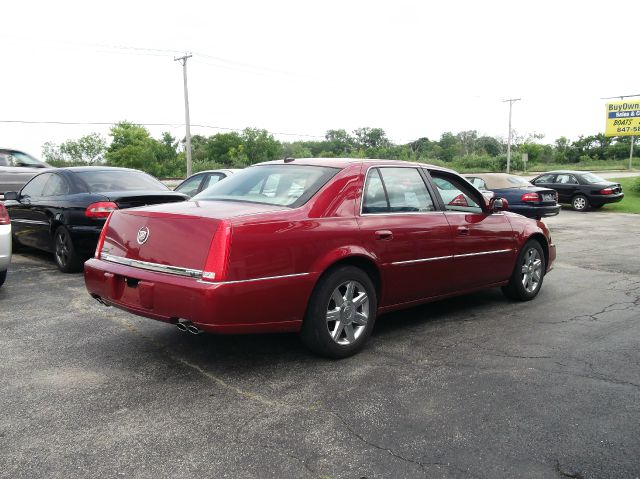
[555,459,584,479]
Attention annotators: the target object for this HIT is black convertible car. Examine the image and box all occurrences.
[4,167,187,272]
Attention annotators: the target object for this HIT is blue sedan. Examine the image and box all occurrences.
[465,173,560,219]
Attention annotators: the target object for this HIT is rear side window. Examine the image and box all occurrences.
[362,167,435,214]
[467,177,488,191]
[556,174,578,185]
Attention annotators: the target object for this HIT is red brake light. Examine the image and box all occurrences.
[521,192,540,202]
[599,188,614,195]
[202,221,232,282]
[86,201,118,218]
[0,204,9,225]
[448,194,469,207]
[94,212,113,258]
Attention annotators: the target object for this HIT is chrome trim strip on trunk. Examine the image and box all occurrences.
[101,252,203,278]
[197,272,311,285]
[391,255,453,265]
[454,248,512,258]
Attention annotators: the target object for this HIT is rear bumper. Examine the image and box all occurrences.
[68,225,103,257]
[590,193,624,207]
[509,204,561,218]
[84,258,317,334]
[0,224,11,271]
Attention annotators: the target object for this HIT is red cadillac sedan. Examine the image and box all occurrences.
[85,159,555,357]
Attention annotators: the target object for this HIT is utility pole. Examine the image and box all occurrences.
[174,53,193,177]
[503,98,521,174]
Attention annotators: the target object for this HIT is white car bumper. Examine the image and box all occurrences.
[0,223,11,271]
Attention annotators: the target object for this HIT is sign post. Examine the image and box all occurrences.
[604,100,640,169]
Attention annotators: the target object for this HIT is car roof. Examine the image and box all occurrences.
[256,157,458,174]
[536,170,588,175]
[52,166,147,173]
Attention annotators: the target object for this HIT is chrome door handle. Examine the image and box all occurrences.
[375,230,393,241]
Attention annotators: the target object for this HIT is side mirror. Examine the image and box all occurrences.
[490,197,508,212]
[3,191,18,201]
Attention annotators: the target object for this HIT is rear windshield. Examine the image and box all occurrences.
[505,176,532,187]
[581,172,607,184]
[192,164,340,207]
[76,170,169,192]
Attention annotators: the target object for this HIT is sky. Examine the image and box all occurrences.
[1,0,639,158]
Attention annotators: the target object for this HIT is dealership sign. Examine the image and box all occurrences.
[605,100,640,136]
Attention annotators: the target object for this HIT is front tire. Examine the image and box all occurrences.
[53,226,82,273]
[502,240,546,301]
[301,266,377,358]
[572,194,589,211]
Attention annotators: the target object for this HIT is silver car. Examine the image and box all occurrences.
[0,149,50,199]
[0,202,11,287]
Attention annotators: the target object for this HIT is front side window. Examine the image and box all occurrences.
[202,173,225,190]
[21,173,52,198]
[193,165,339,208]
[534,174,555,184]
[42,174,70,196]
[429,172,483,213]
[362,167,435,214]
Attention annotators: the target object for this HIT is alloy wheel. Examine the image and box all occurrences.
[325,280,369,345]
[55,230,71,268]
[520,248,543,293]
[573,196,587,210]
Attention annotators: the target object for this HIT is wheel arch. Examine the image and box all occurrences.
[525,232,549,267]
[311,253,382,304]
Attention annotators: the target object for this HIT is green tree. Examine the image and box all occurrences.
[42,133,107,166]
[353,127,390,150]
[240,128,282,164]
[105,122,163,175]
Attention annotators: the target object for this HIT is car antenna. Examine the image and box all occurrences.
[284,157,295,163]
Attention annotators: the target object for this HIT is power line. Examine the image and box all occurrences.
[0,120,325,139]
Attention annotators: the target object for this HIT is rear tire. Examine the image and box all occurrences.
[0,270,6,287]
[53,226,82,273]
[301,266,377,358]
[572,194,589,211]
[502,240,546,301]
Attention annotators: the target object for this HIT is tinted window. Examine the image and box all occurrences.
[467,177,488,190]
[175,174,204,197]
[556,174,578,185]
[581,172,606,184]
[76,170,168,192]
[534,174,555,184]
[362,169,388,213]
[202,173,225,189]
[430,173,483,213]
[193,165,339,208]
[21,174,51,198]
[42,174,70,196]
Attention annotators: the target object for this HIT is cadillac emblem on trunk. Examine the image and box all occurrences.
[136,226,150,245]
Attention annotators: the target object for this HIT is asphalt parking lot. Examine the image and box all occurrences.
[1,209,639,479]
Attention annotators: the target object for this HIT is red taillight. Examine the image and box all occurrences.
[201,221,232,282]
[599,188,614,195]
[0,204,9,225]
[94,212,113,258]
[521,192,540,203]
[86,201,118,218]
[448,194,469,207]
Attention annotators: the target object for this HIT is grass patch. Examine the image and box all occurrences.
[600,177,640,214]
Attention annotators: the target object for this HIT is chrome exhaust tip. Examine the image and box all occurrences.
[176,321,189,332]
[186,324,202,335]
